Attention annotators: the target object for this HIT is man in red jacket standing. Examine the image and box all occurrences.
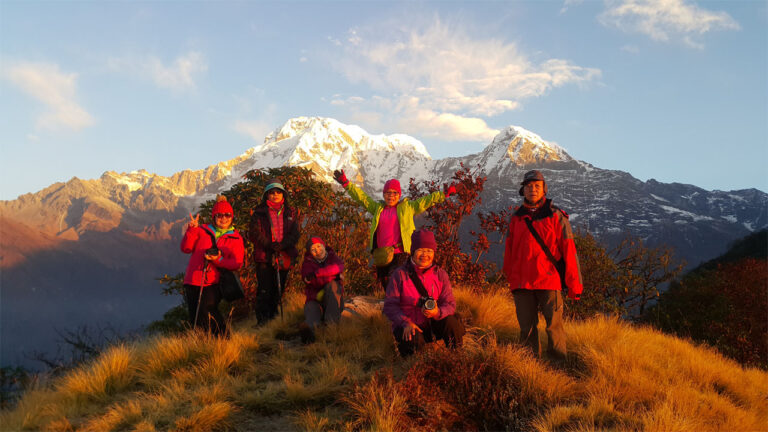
[503,170,583,359]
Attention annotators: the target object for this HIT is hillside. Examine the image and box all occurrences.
[2,116,766,369]
[2,289,766,431]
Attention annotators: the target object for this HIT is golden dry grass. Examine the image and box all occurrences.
[2,288,766,432]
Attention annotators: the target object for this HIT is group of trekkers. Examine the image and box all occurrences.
[180,169,583,359]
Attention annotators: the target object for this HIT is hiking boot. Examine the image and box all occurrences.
[299,322,315,344]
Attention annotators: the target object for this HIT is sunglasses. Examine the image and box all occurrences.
[214,213,233,218]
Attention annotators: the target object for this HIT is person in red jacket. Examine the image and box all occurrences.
[502,170,583,359]
[299,236,344,344]
[248,179,300,325]
[181,196,245,336]
[383,230,465,357]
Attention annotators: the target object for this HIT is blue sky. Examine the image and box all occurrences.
[1,0,766,200]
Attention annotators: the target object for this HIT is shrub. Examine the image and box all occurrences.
[408,163,511,290]
[400,347,534,431]
[192,167,375,309]
[647,258,768,368]
[568,231,683,320]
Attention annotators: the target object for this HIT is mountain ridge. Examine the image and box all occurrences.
[2,116,766,368]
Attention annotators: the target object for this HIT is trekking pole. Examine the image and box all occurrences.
[275,255,284,322]
[194,262,208,329]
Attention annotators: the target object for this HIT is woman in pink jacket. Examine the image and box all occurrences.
[181,196,244,336]
[299,237,344,344]
[383,230,465,356]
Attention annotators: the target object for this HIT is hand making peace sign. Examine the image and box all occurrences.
[188,212,200,229]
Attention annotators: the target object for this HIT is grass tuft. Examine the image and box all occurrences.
[58,344,137,401]
[173,401,234,432]
[342,369,409,432]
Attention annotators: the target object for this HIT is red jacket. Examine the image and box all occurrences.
[181,224,245,287]
[502,199,583,299]
[300,247,344,303]
[383,261,456,330]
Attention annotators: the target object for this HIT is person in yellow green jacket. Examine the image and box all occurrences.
[333,169,456,289]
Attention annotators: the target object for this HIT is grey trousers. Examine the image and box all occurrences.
[304,280,344,329]
[512,289,566,359]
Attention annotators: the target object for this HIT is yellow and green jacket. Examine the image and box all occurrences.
[344,182,445,254]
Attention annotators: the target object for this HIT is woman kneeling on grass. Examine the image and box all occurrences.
[383,229,465,357]
[180,196,245,336]
[299,236,344,344]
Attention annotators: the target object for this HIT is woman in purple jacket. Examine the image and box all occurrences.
[299,236,344,344]
[383,230,465,356]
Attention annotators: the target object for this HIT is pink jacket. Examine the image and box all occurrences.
[300,247,344,303]
[181,224,244,287]
[502,199,583,299]
[383,261,456,330]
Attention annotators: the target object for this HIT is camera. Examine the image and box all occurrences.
[418,296,437,311]
[205,246,220,256]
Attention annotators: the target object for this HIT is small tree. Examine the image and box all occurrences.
[567,231,683,321]
[407,164,489,288]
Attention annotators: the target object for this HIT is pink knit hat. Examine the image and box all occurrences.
[383,179,401,195]
[305,236,326,251]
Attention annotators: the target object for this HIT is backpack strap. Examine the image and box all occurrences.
[202,226,218,248]
[523,218,566,285]
[405,265,430,299]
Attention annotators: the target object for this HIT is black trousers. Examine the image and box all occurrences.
[393,314,465,357]
[376,252,409,290]
[254,262,289,324]
[184,283,226,336]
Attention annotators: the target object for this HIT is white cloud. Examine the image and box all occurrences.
[621,44,641,53]
[598,0,740,48]
[109,51,207,92]
[329,19,600,142]
[233,120,271,143]
[4,62,94,131]
[560,0,585,14]
[346,95,500,142]
[330,95,365,106]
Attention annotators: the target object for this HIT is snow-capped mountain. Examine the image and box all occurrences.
[2,116,765,264]
[2,116,766,368]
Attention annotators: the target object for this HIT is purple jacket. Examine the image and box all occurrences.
[383,260,456,330]
[300,247,344,303]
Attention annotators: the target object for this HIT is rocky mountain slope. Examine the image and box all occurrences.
[2,116,766,368]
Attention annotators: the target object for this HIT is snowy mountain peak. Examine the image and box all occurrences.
[222,117,435,193]
[487,125,573,166]
[257,116,431,160]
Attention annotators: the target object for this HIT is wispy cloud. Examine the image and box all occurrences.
[329,18,600,142]
[109,51,208,92]
[598,0,740,48]
[4,62,94,131]
[560,0,585,14]
[233,120,271,143]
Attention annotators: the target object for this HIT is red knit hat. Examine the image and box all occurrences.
[410,229,437,254]
[212,196,234,216]
[383,179,401,195]
[305,236,326,251]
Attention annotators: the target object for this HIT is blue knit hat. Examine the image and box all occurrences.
[264,178,286,195]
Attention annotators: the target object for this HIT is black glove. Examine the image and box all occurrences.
[271,241,283,251]
[333,169,348,185]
